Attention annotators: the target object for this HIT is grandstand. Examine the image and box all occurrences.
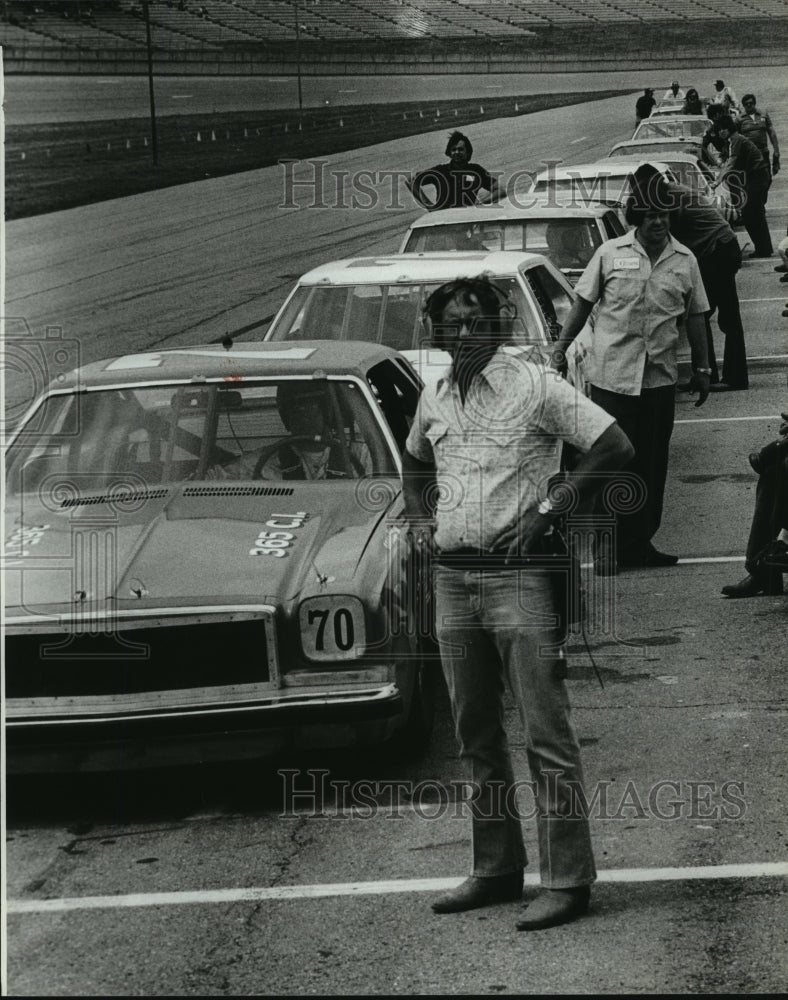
[2,0,788,67]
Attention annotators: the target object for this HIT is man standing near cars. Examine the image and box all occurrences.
[407,131,501,211]
[701,103,726,167]
[661,80,685,102]
[657,165,749,391]
[711,79,738,111]
[712,114,773,258]
[551,166,712,573]
[737,94,780,193]
[635,87,656,125]
[403,276,633,930]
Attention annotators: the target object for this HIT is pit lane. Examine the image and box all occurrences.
[4,72,788,995]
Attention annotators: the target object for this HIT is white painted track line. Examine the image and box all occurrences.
[578,556,744,569]
[675,416,780,425]
[674,556,744,564]
[7,863,787,914]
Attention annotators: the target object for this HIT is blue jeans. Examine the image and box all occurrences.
[435,565,596,888]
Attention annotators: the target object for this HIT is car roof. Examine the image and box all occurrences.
[609,138,702,155]
[638,115,708,125]
[293,251,549,284]
[605,153,698,167]
[534,160,671,180]
[50,341,408,390]
[650,104,687,115]
[407,203,612,229]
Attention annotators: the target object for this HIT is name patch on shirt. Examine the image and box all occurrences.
[613,257,641,270]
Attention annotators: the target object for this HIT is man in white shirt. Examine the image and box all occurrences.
[711,79,738,110]
[661,80,685,102]
[403,276,633,930]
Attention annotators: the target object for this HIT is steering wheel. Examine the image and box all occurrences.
[251,436,322,479]
[252,436,366,479]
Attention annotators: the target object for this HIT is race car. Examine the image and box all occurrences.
[261,251,576,384]
[633,115,711,141]
[397,204,626,285]
[648,101,688,118]
[609,137,705,163]
[604,151,712,194]
[4,341,437,771]
[604,148,737,224]
[529,160,679,225]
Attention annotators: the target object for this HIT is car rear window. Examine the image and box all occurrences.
[406,218,602,270]
[532,175,630,206]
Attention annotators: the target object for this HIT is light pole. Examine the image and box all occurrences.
[142,0,159,167]
[293,0,303,119]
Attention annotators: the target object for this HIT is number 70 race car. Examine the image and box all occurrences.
[4,341,436,772]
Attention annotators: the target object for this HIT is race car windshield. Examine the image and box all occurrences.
[269,280,539,349]
[6,380,396,495]
[635,120,708,139]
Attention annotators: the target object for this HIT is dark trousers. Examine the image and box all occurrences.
[740,179,773,256]
[745,445,788,585]
[699,238,748,388]
[590,384,675,559]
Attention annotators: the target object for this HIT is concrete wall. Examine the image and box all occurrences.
[1,42,783,75]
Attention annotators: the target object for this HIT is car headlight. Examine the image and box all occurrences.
[299,596,366,662]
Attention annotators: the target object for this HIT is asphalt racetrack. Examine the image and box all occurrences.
[5,64,786,123]
[4,68,788,995]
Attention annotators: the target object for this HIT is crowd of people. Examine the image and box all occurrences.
[402,82,784,931]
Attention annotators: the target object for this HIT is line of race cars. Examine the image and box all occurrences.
[4,94,737,772]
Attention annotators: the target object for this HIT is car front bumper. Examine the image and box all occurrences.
[6,680,404,773]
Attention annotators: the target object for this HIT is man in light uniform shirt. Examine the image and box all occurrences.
[737,93,780,189]
[552,166,712,573]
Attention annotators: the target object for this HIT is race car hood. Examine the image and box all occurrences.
[4,481,400,614]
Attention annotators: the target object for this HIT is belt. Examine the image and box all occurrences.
[436,547,571,571]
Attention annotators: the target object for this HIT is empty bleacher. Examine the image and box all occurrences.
[2,0,787,62]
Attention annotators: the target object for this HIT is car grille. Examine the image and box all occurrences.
[181,486,294,497]
[6,617,274,698]
[60,488,170,509]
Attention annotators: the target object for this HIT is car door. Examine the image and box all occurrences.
[602,210,626,238]
[521,264,575,344]
[366,358,421,455]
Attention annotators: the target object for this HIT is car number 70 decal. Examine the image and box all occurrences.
[299,596,365,660]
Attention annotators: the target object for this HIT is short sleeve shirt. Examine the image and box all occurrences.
[413,162,494,209]
[573,231,710,395]
[405,349,615,552]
